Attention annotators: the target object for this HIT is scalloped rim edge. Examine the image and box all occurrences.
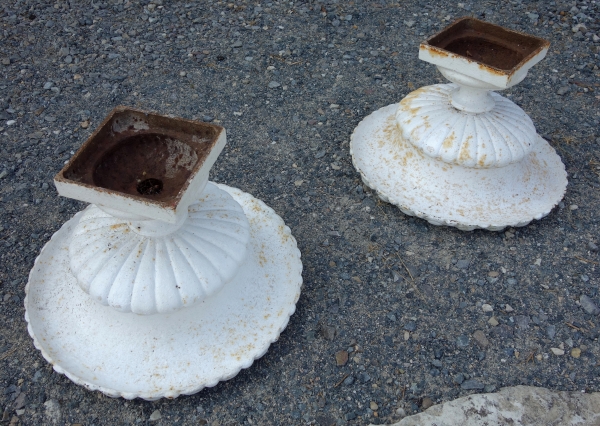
[350,104,568,232]
[24,183,303,400]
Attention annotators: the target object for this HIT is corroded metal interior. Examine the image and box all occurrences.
[92,133,199,200]
[425,17,549,71]
[57,107,222,205]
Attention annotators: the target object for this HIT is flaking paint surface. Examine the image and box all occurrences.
[24,184,302,399]
[351,104,566,230]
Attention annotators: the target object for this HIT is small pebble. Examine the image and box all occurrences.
[580,295,600,315]
[320,323,336,340]
[453,373,464,384]
[344,412,356,421]
[456,259,470,269]
[472,330,489,348]
[461,379,485,390]
[421,397,434,409]
[482,304,493,312]
[149,410,162,421]
[484,384,496,393]
[335,350,348,366]
[571,348,581,358]
[515,315,530,329]
[403,321,416,332]
[456,335,469,347]
[550,348,564,356]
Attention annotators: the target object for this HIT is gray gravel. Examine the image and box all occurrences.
[1,0,600,425]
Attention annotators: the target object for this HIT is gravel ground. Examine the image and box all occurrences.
[1,0,599,425]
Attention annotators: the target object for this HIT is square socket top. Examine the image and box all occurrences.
[54,106,226,223]
[419,17,550,89]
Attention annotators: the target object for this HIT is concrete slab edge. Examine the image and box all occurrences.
[378,386,600,426]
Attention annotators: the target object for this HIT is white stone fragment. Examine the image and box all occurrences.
[481,304,493,312]
[381,386,600,426]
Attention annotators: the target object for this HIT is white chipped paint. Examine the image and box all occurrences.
[351,22,565,231]
[350,104,566,231]
[69,183,251,315]
[395,84,538,168]
[25,183,302,400]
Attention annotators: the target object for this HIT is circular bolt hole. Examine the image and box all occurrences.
[137,178,163,195]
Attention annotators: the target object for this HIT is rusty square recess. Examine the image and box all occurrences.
[423,17,550,73]
[55,106,224,208]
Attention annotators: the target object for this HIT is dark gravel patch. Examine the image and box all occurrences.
[1,0,599,425]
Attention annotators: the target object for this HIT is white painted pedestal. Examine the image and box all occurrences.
[25,183,302,400]
[351,103,566,231]
[25,108,302,400]
[351,18,567,231]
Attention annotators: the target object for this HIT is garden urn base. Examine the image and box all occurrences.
[350,103,567,231]
[24,182,302,400]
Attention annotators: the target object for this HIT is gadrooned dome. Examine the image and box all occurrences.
[69,183,251,315]
[396,84,538,168]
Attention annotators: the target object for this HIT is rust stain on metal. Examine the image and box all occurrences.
[442,132,456,150]
[421,17,550,76]
[382,117,427,169]
[457,135,473,163]
[422,45,450,59]
[478,154,488,167]
[54,106,224,210]
[258,252,267,267]
[477,62,507,77]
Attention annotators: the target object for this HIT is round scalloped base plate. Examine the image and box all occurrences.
[350,104,567,231]
[25,183,302,400]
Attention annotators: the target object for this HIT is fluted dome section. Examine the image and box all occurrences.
[69,183,250,315]
[396,84,538,168]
